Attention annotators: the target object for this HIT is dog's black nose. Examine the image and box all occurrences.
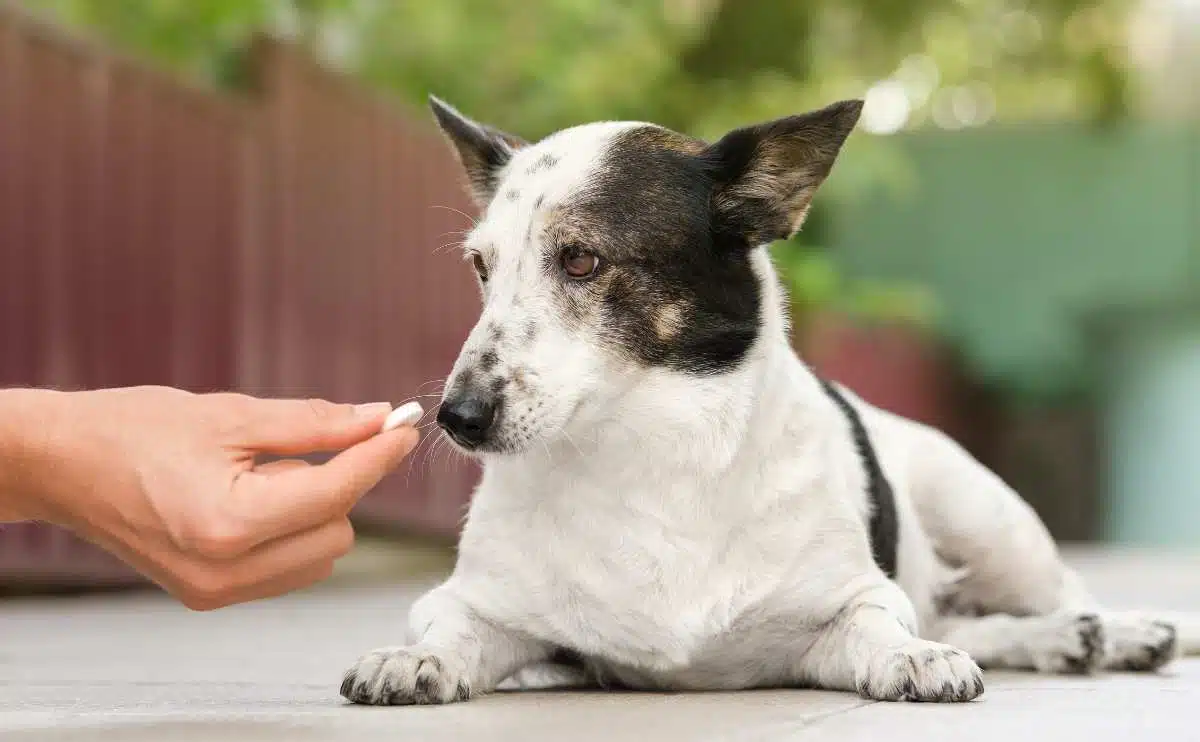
[437,396,496,448]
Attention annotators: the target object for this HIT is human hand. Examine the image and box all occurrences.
[0,386,419,609]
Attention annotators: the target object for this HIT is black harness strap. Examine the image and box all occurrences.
[818,379,900,579]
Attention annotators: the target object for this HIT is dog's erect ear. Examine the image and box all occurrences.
[703,100,863,246]
[429,95,528,207]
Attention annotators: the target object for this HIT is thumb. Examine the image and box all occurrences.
[235,398,395,455]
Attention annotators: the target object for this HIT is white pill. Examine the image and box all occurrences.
[382,401,424,433]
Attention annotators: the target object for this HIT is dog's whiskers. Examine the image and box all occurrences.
[401,429,439,489]
[415,378,448,394]
[400,395,446,485]
[430,204,478,227]
[402,422,441,488]
[431,435,461,474]
[561,429,587,460]
[582,416,648,449]
[436,439,463,471]
[436,227,470,241]
[417,431,446,476]
[434,241,466,256]
[394,393,447,411]
[415,407,443,433]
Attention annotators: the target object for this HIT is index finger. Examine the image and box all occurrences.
[230,426,420,546]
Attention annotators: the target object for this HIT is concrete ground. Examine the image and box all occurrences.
[3,544,1200,741]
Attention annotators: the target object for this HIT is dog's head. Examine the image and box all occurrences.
[429,96,861,454]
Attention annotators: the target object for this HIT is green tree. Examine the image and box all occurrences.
[23,0,1136,326]
[27,0,1136,132]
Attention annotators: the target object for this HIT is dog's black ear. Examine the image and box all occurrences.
[702,100,863,246]
[429,95,528,207]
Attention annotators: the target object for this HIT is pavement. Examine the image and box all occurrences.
[2,543,1200,741]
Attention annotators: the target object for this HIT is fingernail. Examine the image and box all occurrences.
[353,402,393,419]
[382,401,424,432]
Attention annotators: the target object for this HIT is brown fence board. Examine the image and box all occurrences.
[0,7,480,587]
[247,42,480,533]
[0,16,38,387]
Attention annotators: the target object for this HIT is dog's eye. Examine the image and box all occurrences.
[560,246,599,280]
[471,253,489,282]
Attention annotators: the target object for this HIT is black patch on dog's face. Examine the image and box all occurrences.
[545,127,761,375]
[437,101,861,383]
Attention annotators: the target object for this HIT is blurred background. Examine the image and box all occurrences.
[1,0,1197,591]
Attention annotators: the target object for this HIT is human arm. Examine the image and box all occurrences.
[0,386,420,608]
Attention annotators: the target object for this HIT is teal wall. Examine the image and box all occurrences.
[826,124,1200,544]
[1102,309,1200,544]
[828,124,1200,398]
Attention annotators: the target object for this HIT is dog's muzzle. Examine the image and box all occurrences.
[437,394,498,449]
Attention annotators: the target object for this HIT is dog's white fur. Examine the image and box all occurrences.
[342,119,1195,705]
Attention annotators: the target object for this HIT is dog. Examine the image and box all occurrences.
[341,96,1199,705]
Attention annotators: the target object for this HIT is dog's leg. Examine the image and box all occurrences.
[934,610,1178,674]
[898,421,1069,616]
[900,421,1183,672]
[934,612,1107,673]
[802,579,984,702]
[340,585,550,705]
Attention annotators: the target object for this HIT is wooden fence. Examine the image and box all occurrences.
[0,7,479,585]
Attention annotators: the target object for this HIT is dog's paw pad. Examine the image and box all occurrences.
[858,640,984,703]
[340,646,470,706]
[1105,617,1179,672]
[1029,612,1105,674]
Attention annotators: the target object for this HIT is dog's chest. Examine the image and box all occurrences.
[461,475,816,676]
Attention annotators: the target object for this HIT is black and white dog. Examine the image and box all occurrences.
[342,97,1198,705]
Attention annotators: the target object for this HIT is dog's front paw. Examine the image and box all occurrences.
[340,645,472,706]
[857,639,984,702]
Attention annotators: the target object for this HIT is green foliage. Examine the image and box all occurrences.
[28,0,281,80]
[773,242,941,330]
[27,0,1137,132]
[24,0,1134,328]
